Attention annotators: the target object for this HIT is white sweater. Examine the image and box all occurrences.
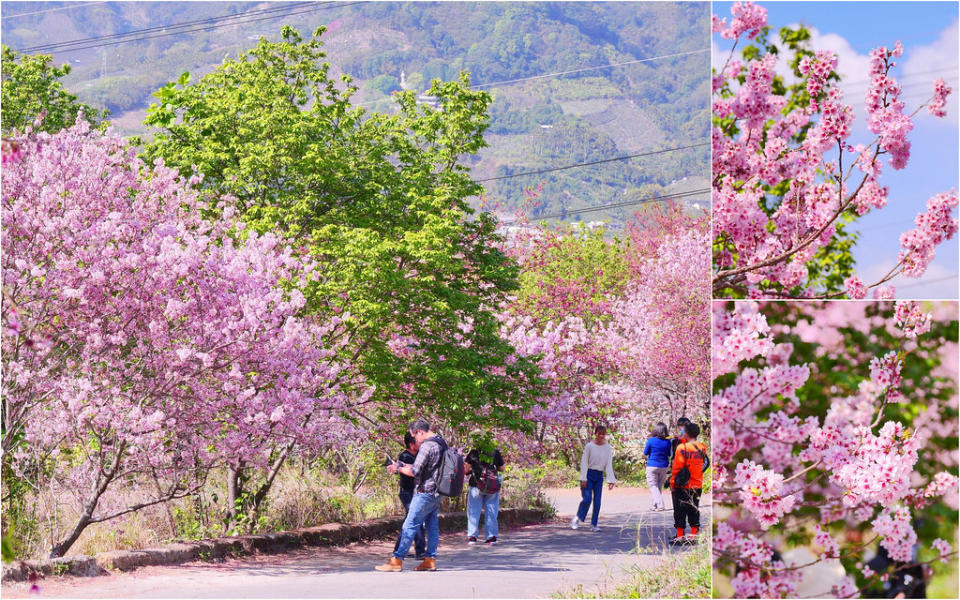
[579,441,617,483]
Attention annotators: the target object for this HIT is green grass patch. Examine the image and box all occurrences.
[556,541,710,599]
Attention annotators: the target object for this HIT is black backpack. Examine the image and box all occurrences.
[474,451,501,494]
[431,436,465,497]
[674,443,708,488]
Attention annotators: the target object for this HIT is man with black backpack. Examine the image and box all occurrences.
[669,422,709,545]
[390,432,426,561]
[464,431,505,546]
[377,418,463,572]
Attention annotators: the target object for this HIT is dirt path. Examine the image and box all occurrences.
[3,487,711,598]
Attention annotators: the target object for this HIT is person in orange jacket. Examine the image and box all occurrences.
[669,422,708,544]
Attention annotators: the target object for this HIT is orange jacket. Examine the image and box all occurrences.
[670,440,707,489]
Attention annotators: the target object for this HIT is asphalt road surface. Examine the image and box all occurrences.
[4,487,710,598]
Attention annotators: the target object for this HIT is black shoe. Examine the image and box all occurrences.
[669,535,686,545]
[485,536,497,545]
[415,554,425,560]
[467,536,477,545]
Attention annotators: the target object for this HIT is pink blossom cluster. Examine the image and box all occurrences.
[713,300,958,597]
[844,276,867,300]
[928,78,952,117]
[832,576,858,599]
[2,120,368,529]
[869,351,903,398]
[865,43,913,170]
[894,301,932,338]
[734,461,797,529]
[799,50,838,105]
[873,505,917,562]
[713,1,767,40]
[831,422,921,508]
[714,522,802,598]
[713,1,955,297]
[897,190,959,277]
[813,524,840,559]
[712,301,773,376]
[931,538,953,563]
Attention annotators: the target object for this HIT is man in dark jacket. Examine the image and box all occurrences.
[376,419,445,572]
[391,432,425,560]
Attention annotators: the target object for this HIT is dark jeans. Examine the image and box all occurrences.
[672,487,702,530]
[393,490,426,558]
[576,469,604,527]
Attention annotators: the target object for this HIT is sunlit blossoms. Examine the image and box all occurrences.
[712,1,956,298]
[713,300,959,598]
[1,119,367,556]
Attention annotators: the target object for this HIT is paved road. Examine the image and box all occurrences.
[4,487,710,598]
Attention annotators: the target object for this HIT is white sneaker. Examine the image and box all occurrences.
[570,516,579,530]
[592,525,600,532]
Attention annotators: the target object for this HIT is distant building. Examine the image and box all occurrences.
[417,94,441,109]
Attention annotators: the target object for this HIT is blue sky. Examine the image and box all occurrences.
[715,2,959,298]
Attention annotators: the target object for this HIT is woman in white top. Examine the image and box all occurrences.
[570,425,616,531]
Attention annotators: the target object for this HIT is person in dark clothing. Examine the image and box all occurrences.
[865,541,927,598]
[376,419,445,572]
[670,422,707,544]
[671,417,692,457]
[392,432,426,560]
[464,435,505,545]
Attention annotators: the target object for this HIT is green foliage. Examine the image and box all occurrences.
[1,2,707,219]
[364,73,401,96]
[514,223,630,326]
[1,45,107,134]
[142,27,546,432]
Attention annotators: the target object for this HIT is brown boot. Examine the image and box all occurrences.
[375,557,402,572]
[413,557,437,571]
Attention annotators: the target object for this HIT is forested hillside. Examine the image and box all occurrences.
[2,1,709,223]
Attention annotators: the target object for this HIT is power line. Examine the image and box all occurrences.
[472,49,710,89]
[356,48,713,108]
[18,2,363,54]
[896,274,959,290]
[2,1,105,20]
[476,142,709,183]
[20,1,320,52]
[533,187,710,220]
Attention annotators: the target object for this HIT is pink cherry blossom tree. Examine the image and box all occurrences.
[2,120,367,557]
[494,200,711,460]
[713,300,958,598]
[713,1,957,298]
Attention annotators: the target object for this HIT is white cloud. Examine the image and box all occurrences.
[903,19,960,127]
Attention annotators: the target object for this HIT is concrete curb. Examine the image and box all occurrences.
[2,507,549,583]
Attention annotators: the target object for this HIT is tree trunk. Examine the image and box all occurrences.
[225,465,245,531]
[49,513,91,558]
[248,443,294,526]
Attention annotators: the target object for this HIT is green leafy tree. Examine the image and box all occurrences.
[141,25,544,439]
[1,45,106,134]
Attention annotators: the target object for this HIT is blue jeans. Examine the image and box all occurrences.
[577,469,604,527]
[466,486,500,539]
[393,492,440,560]
[393,490,426,558]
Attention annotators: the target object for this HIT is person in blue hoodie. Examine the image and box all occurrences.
[643,422,672,511]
